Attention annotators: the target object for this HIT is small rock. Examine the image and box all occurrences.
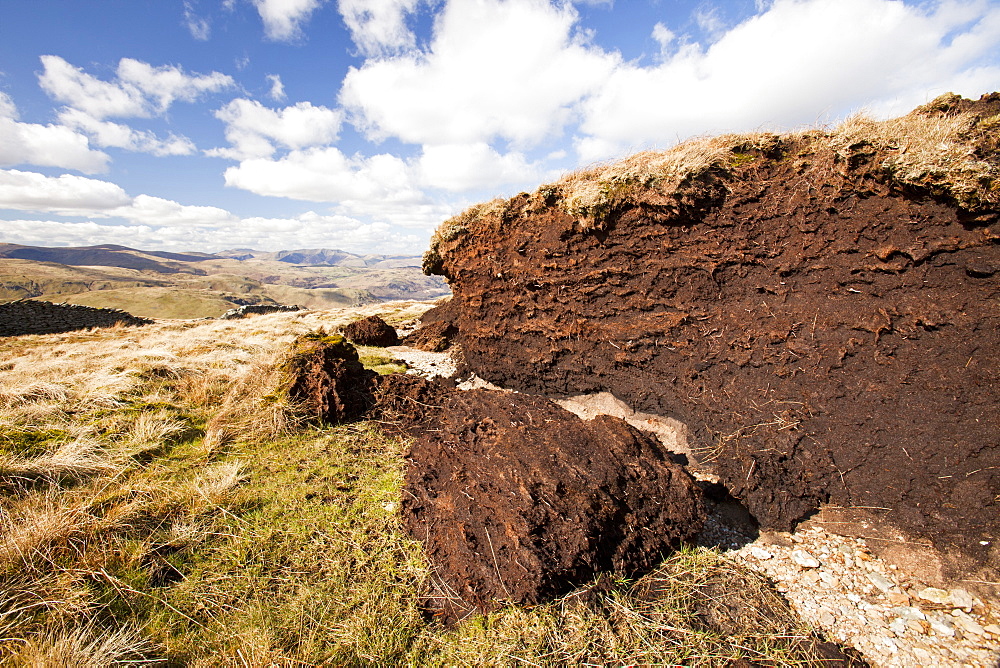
[818,609,836,627]
[887,590,910,606]
[891,606,925,621]
[912,647,932,661]
[888,618,907,636]
[819,571,839,587]
[867,571,895,593]
[791,549,821,568]
[906,619,925,635]
[948,588,974,611]
[927,615,955,637]
[950,611,985,637]
[984,623,1000,636]
[748,546,773,560]
[383,501,398,512]
[917,586,951,605]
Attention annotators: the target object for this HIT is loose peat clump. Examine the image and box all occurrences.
[377,375,705,622]
[286,332,377,424]
[343,315,400,347]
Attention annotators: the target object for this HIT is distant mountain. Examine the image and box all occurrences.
[215,248,423,268]
[0,243,213,273]
[0,244,425,270]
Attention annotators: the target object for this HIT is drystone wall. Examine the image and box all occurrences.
[0,299,152,337]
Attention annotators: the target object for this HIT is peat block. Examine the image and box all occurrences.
[343,315,400,347]
[401,320,457,352]
[287,334,376,423]
[377,375,705,621]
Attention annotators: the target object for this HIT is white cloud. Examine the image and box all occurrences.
[340,0,619,147]
[184,1,211,40]
[39,55,234,119]
[0,219,156,248]
[112,195,237,227]
[0,214,424,254]
[577,0,1000,156]
[57,109,196,156]
[651,22,676,55]
[0,169,129,215]
[209,99,343,159]
[222,147,421,203]
[116,59,234,115]
[416,142,541,191]
[266,74,286,101]
[338,0,419,57]
[0,94,109,173]
[253,0,325,41]
[692,5,726,40]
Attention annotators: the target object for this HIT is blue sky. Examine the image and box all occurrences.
[1,0,998,255]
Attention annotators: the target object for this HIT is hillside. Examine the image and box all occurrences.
[0,244,449,318]
[0,302,864,665]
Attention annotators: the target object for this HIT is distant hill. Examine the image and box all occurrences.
[0,243,447,319]
[215,248,422,269]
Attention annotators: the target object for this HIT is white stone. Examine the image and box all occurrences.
[748,546,773,560]
[917,587,951,605]
[888,618,907,636]
[791,549,821,568]
[912,647,932,661]
[951,612,985,637]
[984,623,1000,636]
[867,571,895,593]
[928,615,956,637]
[890,606,925,621]
[948,588,974,611]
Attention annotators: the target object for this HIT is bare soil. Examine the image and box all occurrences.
[426,96,1000,583]
[375,375,705,621]
[342,314,400,346]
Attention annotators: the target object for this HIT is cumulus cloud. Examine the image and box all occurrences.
[0,214,423,254]
[222,146,421,203]
[0,169,130,215]
[416,142,542,192]
[266,74,286,101]
[209,99,343,159]
[253,0,325,41]
[338,0,419,57]
[577,0,1000,157]
[57,109,196,156]
[340,0,619,147]
[39,55,234,119]
[112,195,237,227]
[0,93,109,173]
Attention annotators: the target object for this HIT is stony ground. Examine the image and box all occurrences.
[389,342,1000,668]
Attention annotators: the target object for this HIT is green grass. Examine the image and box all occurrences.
[0,311,832,666]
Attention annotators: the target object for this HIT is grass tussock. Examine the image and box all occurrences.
[0,301,833,665]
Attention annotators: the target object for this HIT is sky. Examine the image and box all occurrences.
[0,0,998,256]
